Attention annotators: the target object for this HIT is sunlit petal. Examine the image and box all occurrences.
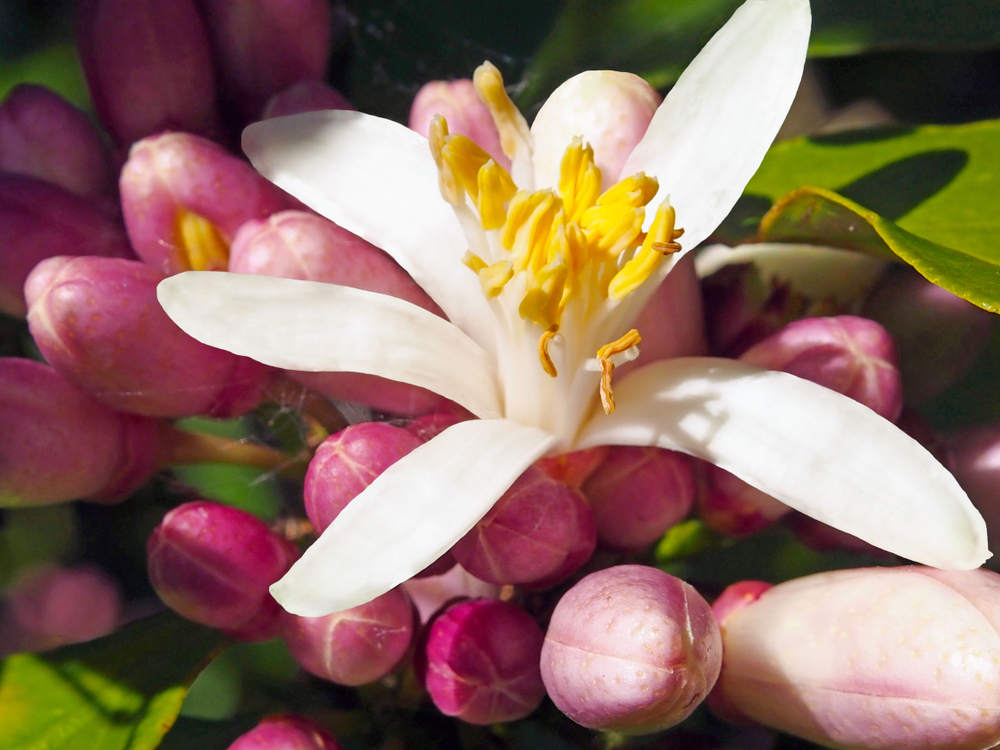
[576,357,989,570]
[271,419,557,616]
[158,272,502,419]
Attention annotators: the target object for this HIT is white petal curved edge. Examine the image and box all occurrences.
[157,272,503,420]
[271,419,558,616]
[624,0,811,251]
[242,111,496,354]
[576,357,990,570]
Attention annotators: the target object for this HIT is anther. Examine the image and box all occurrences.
[599,359,616,414]
[596,329,642,360]
[595,328,641,415]
[538,325,560,377]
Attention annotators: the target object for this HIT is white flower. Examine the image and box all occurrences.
[158,0,989,617]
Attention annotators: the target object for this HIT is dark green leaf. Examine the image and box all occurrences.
[0,612,228,750]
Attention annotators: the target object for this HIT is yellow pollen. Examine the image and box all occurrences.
[473,62,532,167]
[596,328,642,415]
[559,138,602,223]
[608,201,684,300]
[176,210,228,271]
[428,116,463,206]
[464,251,513,297]
[477,160,516,230]
[538,325,559,377]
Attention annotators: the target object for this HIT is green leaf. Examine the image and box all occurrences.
[758,186,1000,313]
[0,612,228,750]
[0,43,90,111]
[654,519,718,563]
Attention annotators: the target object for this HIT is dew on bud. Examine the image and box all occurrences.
[541,565,721,734]
[409,80,508,170]
[227,715,342,750]
[262,80,354,119]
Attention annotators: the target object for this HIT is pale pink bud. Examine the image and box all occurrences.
[697,463,790,537]
[535,446,609,489]
[228,715,342,750]
[530,71,661,190]
[712,567,1000,749]
[200,0,332,120]
[0,174,132,317]
[422,598,545,724]
[0,358,160,506]
[282,588,415,686]
[739,315,903,421]
[583,447,694,553]
[147,500,298,641]
[26,256,270,418]
[76,0,219,146]
[409,80,508,170]
[946,424,1000,542]
[864,267,996,403]
[541,565,721,734]
[262,80,353,120]
[402,564,499,624]
[0,85,114,199]
[451,466,596,586]
[120,132,288,274]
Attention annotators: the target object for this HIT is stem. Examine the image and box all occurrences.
[158,424,307,478]
[265,374,348,442]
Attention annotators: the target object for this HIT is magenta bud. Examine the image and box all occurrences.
[282,588,414,686]
[739,315,903,421]
[530,71,661,190]
[120,132,288,274]
[583,446,694,553]
[0,174,132,317]
[422,598,545,724]
[535,446,609,489]
[200,0,332,120]
[0,358,160,506]
[26,256,269,418]
[409,80,508,170]
[946,424,1000,542]
[403,565,500,624]
[697,464,790,537]
[701,262,778,356]
[76,0,218,146]
[541,565,721,734]
[0,85,114,199]
[228,715,342,750]
[262,80,353,120]
[451,466,596,586]
[864,267,997,404]
[405,410,471,443]
[147,500,298,640]
[711,567,1000,749]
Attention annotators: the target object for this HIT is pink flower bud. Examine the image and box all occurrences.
[0,85,114,199]
[200,0,332,120]
[0,174,132,317]
[864,267,996,404]
[405,410,471,443]
[701,262,779,356]
[262,80,353,120]
[711,567,1000,749]
[530,71,661,190]
[0,358,160,506]
[147,500,298,640]
[710,580,772,626]
[946,424,1000,541]
[403,564,499,624]
[26,256,270,418]
[120,132,288,274]
[541,565,721,734]
[282,588,415,686]
[422,598,545,724]
[739,315,903,421]
[697,463,790,537]
[228,715,342,750]
[535,446,609,489]
[409,80,508,170]
[582,447,694,553]
[451,467,596,586]
[76,0,219,146]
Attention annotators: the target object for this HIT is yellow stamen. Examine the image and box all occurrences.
[473,62,532,166]
[558,138,602,224]
[607,200,684,300]
[441,135,493,202]
[478,260,515,298]
[597,173,659,208]
[596,328,642,360]
[596,328,642,415]
[519,255,568,328]
[176,211,229,271]
[428,116,462,206]
[538,325,559,377]
[599,359,616,414]
[477,160,516,230]
[462,251,488,274]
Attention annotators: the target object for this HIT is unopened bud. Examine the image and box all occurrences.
[697,463,790,537]
[535,446,609,489]
[409,80,508,170]
[701,262,777,356]
[227,715,342,750]
[120,132,288,274]
[403,564,499,624]
[405,410,471,443]
[147,501,298,641]
[422,598,545,724]
[541,565,721,734]
[711,567,1000,749]
[263,80,353,120]
[739,315,903,421]
[946,424,1000,543]
[26,256,270,418]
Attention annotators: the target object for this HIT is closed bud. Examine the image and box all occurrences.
[76,0,218,146]
[530,71,661,191]
[147,501,298,641]
[403,564,499,624]
[0,174,132,317]
[541,565,721,734]
[409,79,508,170]
[583,446,694,553]
[263,81,353,120]
[535,446,609,489]
[228,715,342,750]
[282,588,414,686]
[422,598,545,724]
[697,463,790,537]
[0,358,160,506]
[0,84,114,199]
[701,262,780,356]
[120,132,288,274]
[711,567,1000,749]
[405,410,470,443]
[945,424,1000,543]
[26,256,269,418]
[739,315,903,421]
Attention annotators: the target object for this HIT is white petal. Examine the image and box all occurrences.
[576,357,990,570]
[695,243,887,304]
[623,0,811,250]
[271,419,557,616]
[242,111,496,354]
[158,272,502,419]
